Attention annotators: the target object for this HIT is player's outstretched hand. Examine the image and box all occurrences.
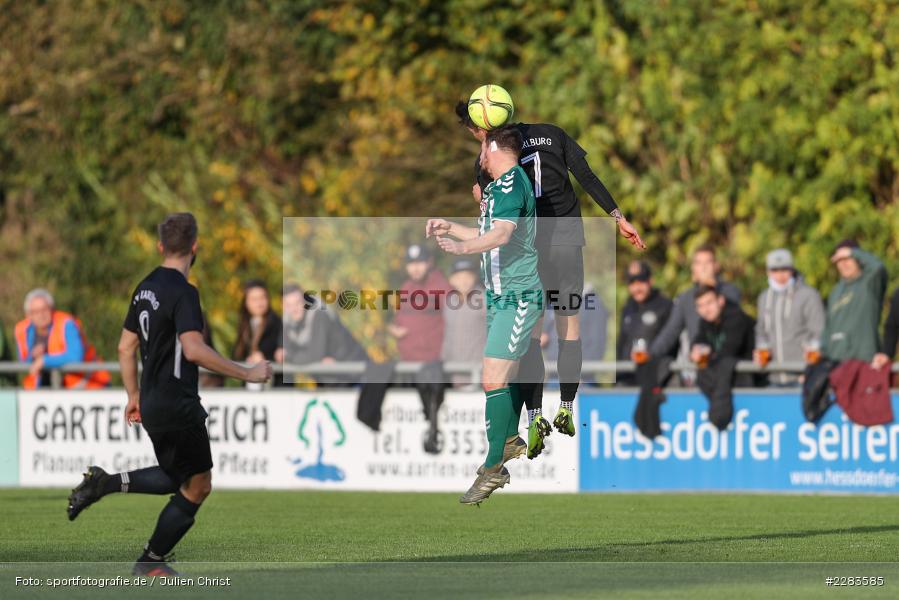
[124,395,141,426]
[618,218,647,250]
[247,360,273,383]
[471,183,481,202]
[426,219,451,238]
[436,236,465,255]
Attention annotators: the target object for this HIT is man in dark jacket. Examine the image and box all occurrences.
[822,240,887,363]
[691,285,755,429]
[617,261,673,386]
[651,245,741,385]
[692,286,755,362]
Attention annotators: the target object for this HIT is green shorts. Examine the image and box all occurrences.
[484,290,544,360]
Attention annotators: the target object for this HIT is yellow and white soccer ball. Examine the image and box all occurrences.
[467,84,514,130]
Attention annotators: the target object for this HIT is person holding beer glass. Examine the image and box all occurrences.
[753,249,825,386]
[616,261,672,386]
[690,285,756,429]
[691,285,755,367]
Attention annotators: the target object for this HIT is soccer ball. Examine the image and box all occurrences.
[467,84,514,130]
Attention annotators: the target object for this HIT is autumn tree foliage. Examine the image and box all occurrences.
[2,0,898,357]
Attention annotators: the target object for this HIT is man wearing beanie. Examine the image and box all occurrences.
[755,249,825,385]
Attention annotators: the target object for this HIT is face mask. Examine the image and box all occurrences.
[768,275,794,292]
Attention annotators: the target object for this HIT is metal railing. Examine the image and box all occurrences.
[2,360,896,389]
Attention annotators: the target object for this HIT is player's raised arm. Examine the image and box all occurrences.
[436,220,515,255]
[179,330,272,383]
[426,218,479,241]
[565,134,646,250]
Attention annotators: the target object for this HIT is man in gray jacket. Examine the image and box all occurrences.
[281,284,368,385]
[650,245,741,385]
[754,249,825,385]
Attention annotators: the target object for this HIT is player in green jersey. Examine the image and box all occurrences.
[426,126,543,504]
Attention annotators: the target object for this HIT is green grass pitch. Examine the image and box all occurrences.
[1,489,898,599]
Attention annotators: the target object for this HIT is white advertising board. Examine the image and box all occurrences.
[17,390,578,493]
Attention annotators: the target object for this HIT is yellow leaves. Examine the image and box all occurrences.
[128,226,157,254]
[729,223,757,259]
[300,174,318,195]
[209,161,237,181]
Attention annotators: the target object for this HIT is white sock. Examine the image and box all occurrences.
[561,400,574,411]
[527,408,541,424]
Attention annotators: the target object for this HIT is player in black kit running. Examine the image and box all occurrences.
[456,100,645,458]
[66,213,272,576]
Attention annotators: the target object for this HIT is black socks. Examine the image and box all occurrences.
[146,491,202,557]
[518,337,545,411]
[558,338,582,403]
[103,467,179,496]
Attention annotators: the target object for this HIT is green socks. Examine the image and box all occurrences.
[485,387,514,468]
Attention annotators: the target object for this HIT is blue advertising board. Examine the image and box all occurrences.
[579,390,899,493]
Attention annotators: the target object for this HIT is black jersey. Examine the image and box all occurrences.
[475,123,590,246]
[123,266,206,433]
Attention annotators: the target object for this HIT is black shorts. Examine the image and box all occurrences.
[148,423,213,485]
[537,245,585,317]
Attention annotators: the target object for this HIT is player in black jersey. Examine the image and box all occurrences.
[66,213,272,576]
[456,101,645,456]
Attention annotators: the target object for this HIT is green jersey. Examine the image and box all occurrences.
[478,165,541,295]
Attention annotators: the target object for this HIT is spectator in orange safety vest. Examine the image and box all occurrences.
[13,288,111,389]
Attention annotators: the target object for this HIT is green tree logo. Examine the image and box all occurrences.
[290,398,346,482]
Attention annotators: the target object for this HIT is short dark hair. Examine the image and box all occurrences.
[158,212,198,257]
[282,283,304,297]
[693,244,716,259]
[485,125,523,157]
[694,284,719,301]
[455,100,477,129]
[833,238,859,255]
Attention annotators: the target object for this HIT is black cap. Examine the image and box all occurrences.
[451,258,478,274]
[626,260,652,283]
[406,243,431,263]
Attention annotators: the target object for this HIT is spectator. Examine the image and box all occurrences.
[441,259,486,388]
[389,243,452,453]
[690,285,755,429]
[617,261,673,386]
[650,244,741,385]
[13,289,110,389]
[823,240,887,363]
[388,244,451,362]
[875,286,899,371]
[232,280,283,387]
[543,283,609,385]
[198,312,224,388]
[0,316,15,386]
[754,249,825,385]
[281,283,368,385]
[692,286,755,365]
